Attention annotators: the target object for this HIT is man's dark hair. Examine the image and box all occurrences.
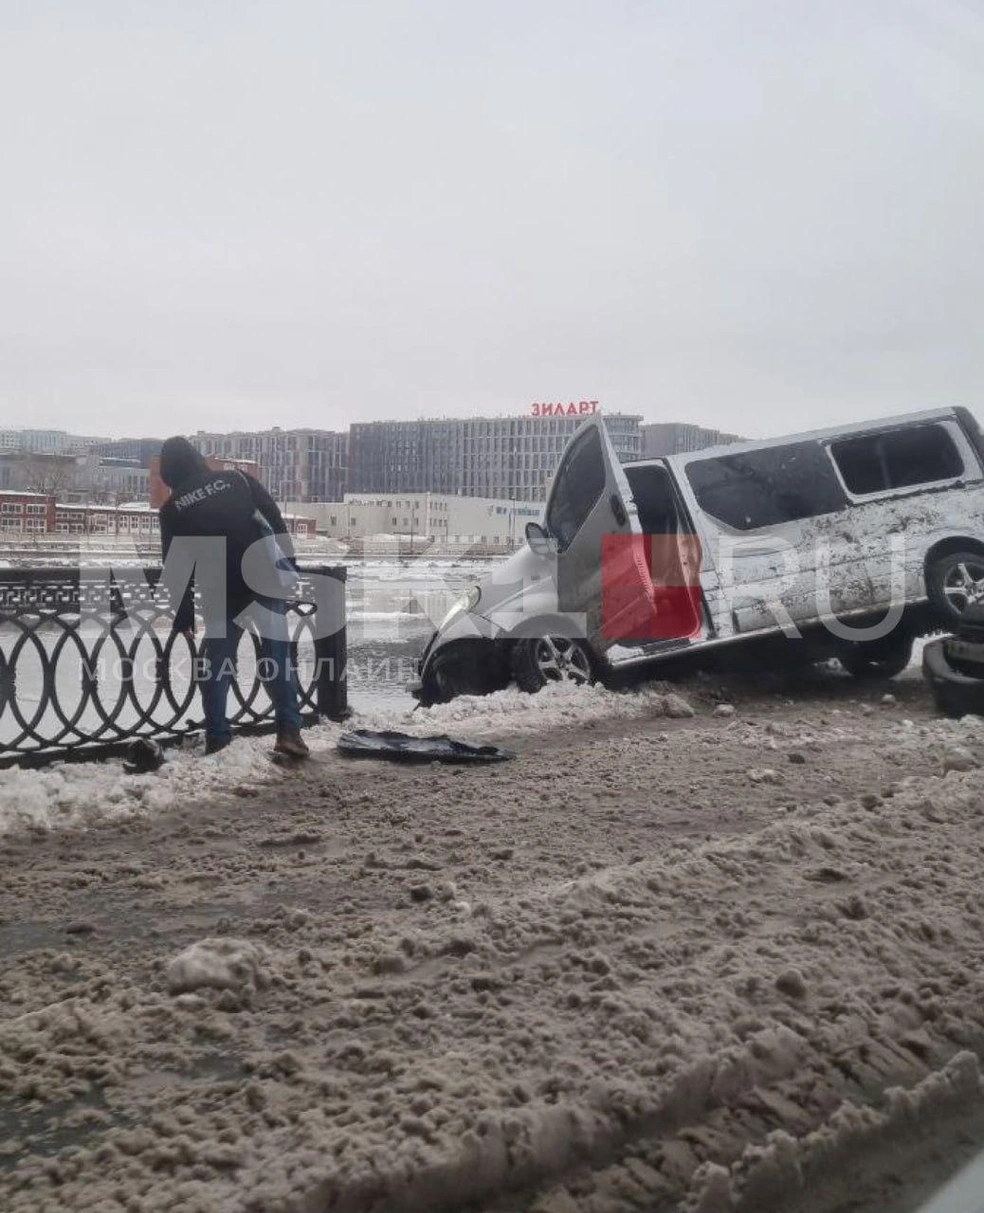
[159,436,210,488]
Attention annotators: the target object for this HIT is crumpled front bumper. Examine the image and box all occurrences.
[408,613,502,704]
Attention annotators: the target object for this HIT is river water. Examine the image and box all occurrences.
[342,558,491,708]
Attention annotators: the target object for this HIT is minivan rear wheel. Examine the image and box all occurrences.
[511,636,594,694]
[926,549,984,628]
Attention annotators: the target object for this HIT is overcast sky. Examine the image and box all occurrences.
[1,0,982,440]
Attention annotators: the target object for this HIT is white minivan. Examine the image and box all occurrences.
[411,407,984,705]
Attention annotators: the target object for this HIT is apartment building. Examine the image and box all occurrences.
[88,437,164,468]
[0,452,149,502]
[640,422,743,458]
[0,429,110,456]
[348,410,642,500]
[193,428,347,503]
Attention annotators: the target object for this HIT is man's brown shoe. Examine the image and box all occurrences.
[274,728,310,759]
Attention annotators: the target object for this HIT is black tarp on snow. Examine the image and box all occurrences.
[337,730,516,765]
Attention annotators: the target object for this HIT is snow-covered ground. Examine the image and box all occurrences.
[1,617,933,838]
[1,669,983,1212]
[0,681,690,836]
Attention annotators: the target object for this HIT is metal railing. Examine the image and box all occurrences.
[0,566,347,767]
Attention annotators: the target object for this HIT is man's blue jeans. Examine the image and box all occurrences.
[198,599,303,742]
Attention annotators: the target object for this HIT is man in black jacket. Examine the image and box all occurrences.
[158,436,309,758]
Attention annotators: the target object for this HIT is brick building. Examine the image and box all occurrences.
[0,492,57,536]
[0,491,315,540]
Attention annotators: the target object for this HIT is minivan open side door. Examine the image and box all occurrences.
[541,415,651,649]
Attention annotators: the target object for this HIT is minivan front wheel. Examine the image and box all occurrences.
[427,640,510,703]
[511,636,594,694]
[927,549,984,627]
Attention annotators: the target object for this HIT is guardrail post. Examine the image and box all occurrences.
[313,566,348,721]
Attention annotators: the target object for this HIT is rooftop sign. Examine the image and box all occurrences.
[531,401,598,418]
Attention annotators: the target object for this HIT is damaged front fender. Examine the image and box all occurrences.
[413,635,511,706]
[412,611,510,705]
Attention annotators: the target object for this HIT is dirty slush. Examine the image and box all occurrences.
[2,671,984,1212]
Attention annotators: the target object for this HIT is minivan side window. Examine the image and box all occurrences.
[829,424,964,496]
[686,442,846,531]
[546,427,606,549]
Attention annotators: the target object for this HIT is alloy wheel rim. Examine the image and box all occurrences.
[943,560,984,611]
[534,637,591,684]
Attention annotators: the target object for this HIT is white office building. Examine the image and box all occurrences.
[286,492,543,552]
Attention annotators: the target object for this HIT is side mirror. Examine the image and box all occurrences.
[525,521,556,555]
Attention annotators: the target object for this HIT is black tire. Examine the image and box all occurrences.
[922,637,984,718]
[926,549,984,628]
[943,637,984,679]
[429,652,494,702]
[838,632,913,680]
[511,635,595,694]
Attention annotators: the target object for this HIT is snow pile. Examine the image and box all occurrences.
[0,735,281,837]
[167,938,268,997]
[358,680,693,739]
[687,1052,983,1213]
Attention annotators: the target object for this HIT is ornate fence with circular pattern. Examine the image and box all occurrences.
[0,566,347,767]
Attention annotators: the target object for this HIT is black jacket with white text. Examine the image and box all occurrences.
[158,470,295,633]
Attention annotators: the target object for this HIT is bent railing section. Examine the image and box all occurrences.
[0,566,347,767]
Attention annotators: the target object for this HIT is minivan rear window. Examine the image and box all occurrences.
[829,424,964,496]
[686,442,846,531]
